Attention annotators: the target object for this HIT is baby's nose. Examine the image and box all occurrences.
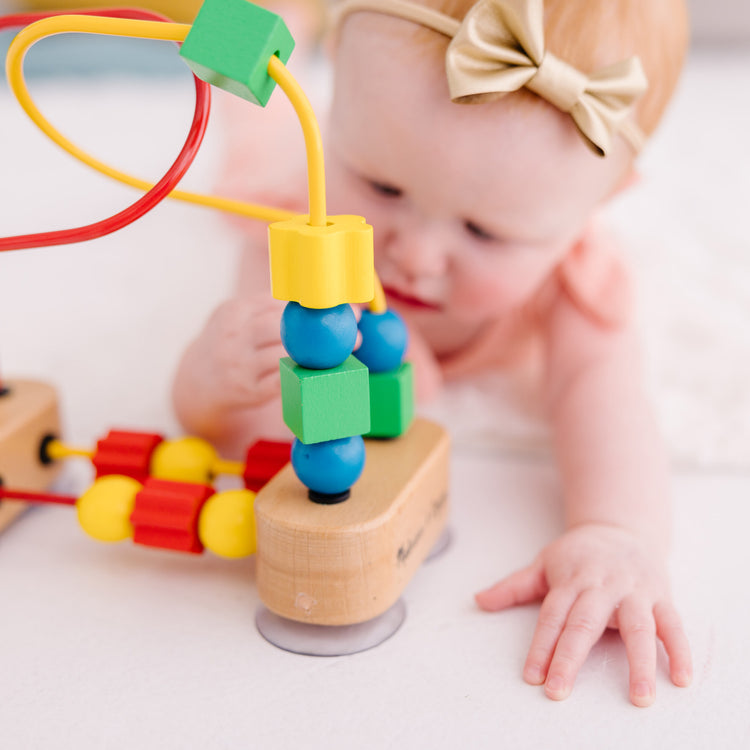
[386,222,448,278]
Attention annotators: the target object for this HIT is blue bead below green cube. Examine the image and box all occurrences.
[291,435,366,503]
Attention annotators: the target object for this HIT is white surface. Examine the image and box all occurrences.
[0,50,749,747]
[0,458,748,747]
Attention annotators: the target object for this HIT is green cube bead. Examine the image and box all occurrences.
[367,362,415,438]
[180,0,295,107]
[280,355,370,444]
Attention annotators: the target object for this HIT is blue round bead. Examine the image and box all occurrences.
[356,310,409,373]
[291,436,366,496]
[281,302,357,370]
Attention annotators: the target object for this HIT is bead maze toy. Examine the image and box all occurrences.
[0,1,450,655]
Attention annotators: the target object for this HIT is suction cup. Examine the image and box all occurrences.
[255,598,406,656]
[425,526,452,562]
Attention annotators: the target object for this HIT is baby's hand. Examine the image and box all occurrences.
[194,295,287,410]
[475,523,692,707]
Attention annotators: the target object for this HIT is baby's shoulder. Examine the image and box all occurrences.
[551,221,633,330]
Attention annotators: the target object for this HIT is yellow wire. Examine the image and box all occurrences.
[266,55,326,227]
[268,57,388,306]
[369,273,387,314]
[45,439,94,461]
[210,458,245,477]
[6,14,386,308]
[46,436,248,477]
[5,15,294,224]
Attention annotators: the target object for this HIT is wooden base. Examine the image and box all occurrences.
[254,418,450,626]
[0,380,63,533]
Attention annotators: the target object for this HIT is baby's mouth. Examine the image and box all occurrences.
[383,285,442,311]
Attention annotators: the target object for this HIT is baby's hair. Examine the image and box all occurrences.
[405,0,690,139]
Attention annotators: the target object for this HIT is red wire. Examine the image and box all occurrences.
[0,7,175,32]
[0,486,78,506]
[0,8,211,252]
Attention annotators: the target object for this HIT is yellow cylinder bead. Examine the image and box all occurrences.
[150,436,218,484]
[198,489,257,559]
[269,214,374,308]
[77,475,142,543]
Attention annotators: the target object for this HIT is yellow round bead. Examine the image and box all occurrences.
[150,436,218,484]
[198,489,257,559]
[77,475,141,542]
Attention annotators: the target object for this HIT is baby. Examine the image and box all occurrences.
[173,0,692,706]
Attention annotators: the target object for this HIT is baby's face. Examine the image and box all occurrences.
[326,16,630,354]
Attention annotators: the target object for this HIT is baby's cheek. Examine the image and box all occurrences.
[453,255,558,316]
[451,272,526,316]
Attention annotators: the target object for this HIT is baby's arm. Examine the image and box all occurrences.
[475,281,692,706]
[172,244,290,458]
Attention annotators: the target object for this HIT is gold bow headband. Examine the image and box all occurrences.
[330,0,648,156]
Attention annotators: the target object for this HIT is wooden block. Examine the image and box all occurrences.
[254,418,450,626]
[0,380,63,533]
[269,214,374,309]
[180,0,295,107]
[367,362,415,438]
[0,499,27,534]
[280,355,370,444]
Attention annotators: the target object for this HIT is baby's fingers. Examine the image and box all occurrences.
[475,560,547,612]
[617,597,657,707]
[521,587,579,687]
[654,601,692,689]
[542,588,618,700]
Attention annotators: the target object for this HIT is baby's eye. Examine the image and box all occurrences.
[464,220,496,242]
[369,180,403,198]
